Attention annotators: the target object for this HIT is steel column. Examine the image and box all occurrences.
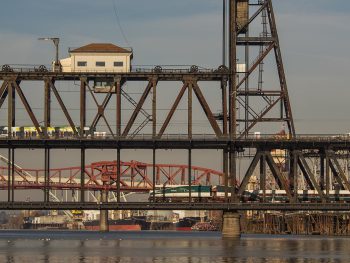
[116,78,121,137]
[223,149,229,201]
[188,148,192,203]
[117,147,121,203]
[229,0,237,138]
[260,154,266,202]
[320,153,325,190]
[7,81,14,137]
[44,79,51,136]
[11,148,14,202]
[44,148,50,202]
[152,78,157,138]
[326,153,330,199]
[80,78,86,136]
[7,148,11,202]
[152,147,156,202]
[80,148,85,202]
[188,81,193,139]
[221,79,228,135]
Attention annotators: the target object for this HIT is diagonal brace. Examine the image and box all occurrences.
[192,82,223,137]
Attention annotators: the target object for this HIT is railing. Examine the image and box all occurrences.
[0,64,233,74]
[1,133,350,142]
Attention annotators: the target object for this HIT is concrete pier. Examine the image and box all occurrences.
[99,189,109,232]
[222,211,241,238]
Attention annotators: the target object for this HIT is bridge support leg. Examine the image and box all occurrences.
[222,211,241,238]
[99,189,109,232]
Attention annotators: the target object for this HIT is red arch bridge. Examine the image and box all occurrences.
[0,160,224,192]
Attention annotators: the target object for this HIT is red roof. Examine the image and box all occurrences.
[70,43,132,53]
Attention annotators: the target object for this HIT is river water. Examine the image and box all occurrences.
[0,231,349,262]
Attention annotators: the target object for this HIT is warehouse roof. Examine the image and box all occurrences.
[70,43,132,53]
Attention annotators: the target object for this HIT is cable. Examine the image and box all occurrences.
[111,0,131,47]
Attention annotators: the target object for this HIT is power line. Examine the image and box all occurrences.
[111,0,131,47]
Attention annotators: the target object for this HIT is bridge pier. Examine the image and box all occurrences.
[99,189,109,232]
[222,211,241,238]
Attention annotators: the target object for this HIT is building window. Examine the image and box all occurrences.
[114,61,124,67]
[77,61,87,67]
[96,62,105,67]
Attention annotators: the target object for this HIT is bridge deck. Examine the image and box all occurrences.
[3,202,350,211]
[0,70,228,81]
[1,137,350,150]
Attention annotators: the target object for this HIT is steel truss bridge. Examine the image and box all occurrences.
[0,158,224,192]
[0,0,348,212]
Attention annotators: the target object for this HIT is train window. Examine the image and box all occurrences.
[96,62,105,67]
[77,61,87,67]
[114,61,123,67]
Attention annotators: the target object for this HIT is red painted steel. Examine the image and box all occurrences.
[0,160,224,192]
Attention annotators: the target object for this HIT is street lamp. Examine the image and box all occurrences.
[38,37,60,71]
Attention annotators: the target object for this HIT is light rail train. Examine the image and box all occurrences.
[0,126,106,138]
[149,185,350,203]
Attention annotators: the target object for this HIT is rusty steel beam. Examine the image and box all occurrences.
[239,96,282,138]
[326,154,330,198]
[7,81,14,137]
[48,80,78,136]
[115,77,122,136]
[88,82,114,135]
[298,153,326,201]
[81,148,85,202]
[265,151,293,201]
[122,80,154,137]
[192,82,223,137]
[12,81,43,136]
[236,43,274,90]
[266,0,295,136]
[44,79,51,136]
[152,78,157,138]
[260,154,266,202]
[328,152,350,191]
[221,79,228,135]
[188,80,193,139]
[0,72,227,82]
[0,81,8,109]
[80,77,86,136]
[329,161,346,190]
[229,0,237,139]
[237,1,268,35]
[237,151,261,195]
[297,156,315,190]
[158,82,188,137]
[290,151,298,202]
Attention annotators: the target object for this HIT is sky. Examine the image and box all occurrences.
[0,0,349,134]
[0,0,350,200]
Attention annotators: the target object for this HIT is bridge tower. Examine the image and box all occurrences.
[223,0,295,238]
[228,0,295,138]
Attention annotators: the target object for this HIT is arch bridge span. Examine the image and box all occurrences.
[0,160,223,192]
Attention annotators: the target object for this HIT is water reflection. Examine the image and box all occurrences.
[0,231,349,262]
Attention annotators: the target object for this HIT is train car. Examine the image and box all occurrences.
[150,185,212,202]
[242,189,350,203]
[0,126,94,138]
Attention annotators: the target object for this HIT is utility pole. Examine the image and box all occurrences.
[38,37,61,72]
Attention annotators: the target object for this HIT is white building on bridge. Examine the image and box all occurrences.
[59,43,133,73]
